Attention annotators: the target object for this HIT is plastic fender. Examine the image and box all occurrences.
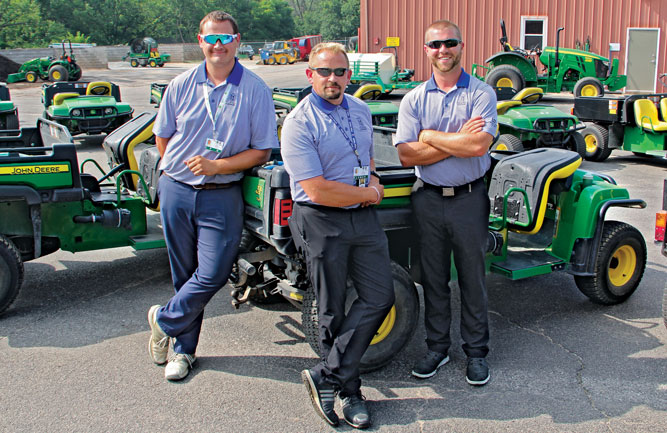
[485,52,538,83]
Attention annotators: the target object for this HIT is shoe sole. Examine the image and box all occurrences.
[148,305,168,365]
[466,374,490,386]
[411,355,450,379]
[344,416,371,429]
[301,370,339,427]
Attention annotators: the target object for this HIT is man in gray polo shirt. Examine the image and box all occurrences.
[281,42,395,429]
[395,20,497,386]
[146,10,276,381]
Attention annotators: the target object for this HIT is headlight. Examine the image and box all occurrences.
[71,109,81,116]
[104,107,113,115]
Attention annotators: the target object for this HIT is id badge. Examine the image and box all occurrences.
[353,166,370,187]
[205,138,224,153]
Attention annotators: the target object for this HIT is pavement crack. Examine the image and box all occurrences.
[490,309,613,423]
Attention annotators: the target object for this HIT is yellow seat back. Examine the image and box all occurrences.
[53,92,79,105]
[660,98,667,122]
[633,99,667,132]
[86,81,112,96]
[512,87,543,103]
[496,100,522,115]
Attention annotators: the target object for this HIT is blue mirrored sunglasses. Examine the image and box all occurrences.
[426,39,462,49]
[201,33,238,45]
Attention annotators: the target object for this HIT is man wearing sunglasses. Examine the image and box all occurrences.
[147,10,276,381]
[395,20,497,386]
[281,43,395,429]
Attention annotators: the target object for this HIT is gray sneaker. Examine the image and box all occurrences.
[411,350,450,379]
[147,305,169,365]
[165,353,196,381]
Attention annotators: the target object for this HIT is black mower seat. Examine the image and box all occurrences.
[102,111,156,191]
[487,148,581,234]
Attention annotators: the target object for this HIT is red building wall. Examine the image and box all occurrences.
[360,0,667,91]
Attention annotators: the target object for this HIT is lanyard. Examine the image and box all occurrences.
[203,83,233,128]
[327,108,362,167]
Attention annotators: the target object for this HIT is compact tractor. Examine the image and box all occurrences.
[7,40,82,83]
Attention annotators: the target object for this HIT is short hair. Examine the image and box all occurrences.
[425,20,462,43]
[199,10,239,35]
[308,42,349,68]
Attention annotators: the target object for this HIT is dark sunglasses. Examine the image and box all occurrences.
[201,33,238,45]
[426,39,462,49]
[309,67,348,77]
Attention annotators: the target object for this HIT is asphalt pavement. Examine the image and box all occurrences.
[0,59,665,432]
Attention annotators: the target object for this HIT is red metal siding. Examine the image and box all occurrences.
[360,0,667,91]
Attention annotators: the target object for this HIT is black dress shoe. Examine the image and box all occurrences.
[340,392,370,429]
[301,369,339,426]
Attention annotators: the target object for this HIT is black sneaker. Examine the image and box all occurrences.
[301,369,339,426]
[466,357,490,386]
[340,392,370,429]
[411,350,449,378]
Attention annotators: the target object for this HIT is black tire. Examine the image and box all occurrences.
[48,65,68,82]
[574,221,646,305]
[569,131,587,158]
[267,57,276,65]
[0,235,23,315]
[301,261,419,373]
[491,134,524,152]
[485,65,526,92]
[70,64,82,81]
[130,59,139,67]
[262,59,268,65]
[25,71,38,83]
[581,124,611,161]
[248,55,254,61]
[158,63,165,67]
[279,56,288,65]
[149,59,157,68]
[574,77,604,97]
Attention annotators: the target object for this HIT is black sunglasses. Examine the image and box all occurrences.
[426,39,462,49]
[310,67,348,77]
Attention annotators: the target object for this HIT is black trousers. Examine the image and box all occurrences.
[412,180,490,358]
[290,203,395,396]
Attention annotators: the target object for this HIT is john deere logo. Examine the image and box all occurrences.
[0,164,69,175]
[255,183,264,202]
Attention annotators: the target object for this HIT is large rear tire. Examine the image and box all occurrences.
[301,261,419,372]
[574,221,646,305]
[486,65,526,92]
[0,235,23,315]
[48,65,68,82]
[581,123,611,161]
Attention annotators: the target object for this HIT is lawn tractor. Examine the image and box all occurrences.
[42,81,133,135]
[573,93,667,161]
[0,83,19,130]
[123,37,171,68]
[473,19,626,97]
[493,87,586,157]
[6,40,82,83]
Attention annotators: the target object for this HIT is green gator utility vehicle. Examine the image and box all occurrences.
[473,19,626,97]
[493,87,586,157]
[573,93,667,161]
[123,37,171,68]
[7,40,82,84]
[42,81,134,135]
[0,83,19,130]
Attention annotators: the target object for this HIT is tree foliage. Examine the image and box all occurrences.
[0,0,357,48]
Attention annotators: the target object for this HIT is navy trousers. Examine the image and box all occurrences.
[156,175,243,355]
[291,203,395,396]
[412,180,490,358]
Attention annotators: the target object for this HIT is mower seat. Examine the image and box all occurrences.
[53,92,79,105]
[496,100,522,115]
[86,81,112,96]
[659,98,667,122]
[488,148,581,234]
[633,99,667,132]
[102,111,156,191]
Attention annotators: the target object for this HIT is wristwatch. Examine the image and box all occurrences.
[370,170,380,179]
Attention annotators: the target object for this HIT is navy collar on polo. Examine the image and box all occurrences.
[197,57,244,86]
[425,68,470,92]
[309,91,349,113]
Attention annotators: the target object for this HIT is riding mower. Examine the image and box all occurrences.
[42,81,134,135]
[493,87,586,157]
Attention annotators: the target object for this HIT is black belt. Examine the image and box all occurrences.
[166,174,239,190]
[421,177,484,197]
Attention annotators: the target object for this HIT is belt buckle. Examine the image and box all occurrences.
[192,184,205,190]
[442,187,455,197]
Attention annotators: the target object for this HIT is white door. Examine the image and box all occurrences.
[626,28,660,92]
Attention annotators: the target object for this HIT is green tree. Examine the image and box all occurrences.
[0,0,66,48]
[318,0,359,40]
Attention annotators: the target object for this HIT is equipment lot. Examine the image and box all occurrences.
[1,59,665,432]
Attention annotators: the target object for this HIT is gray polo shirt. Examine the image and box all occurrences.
[153,59,278,185]
[281,92,374,204]
[394,69,497,186]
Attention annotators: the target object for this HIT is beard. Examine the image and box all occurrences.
[430,50,461,73]
[323,84,342,100]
